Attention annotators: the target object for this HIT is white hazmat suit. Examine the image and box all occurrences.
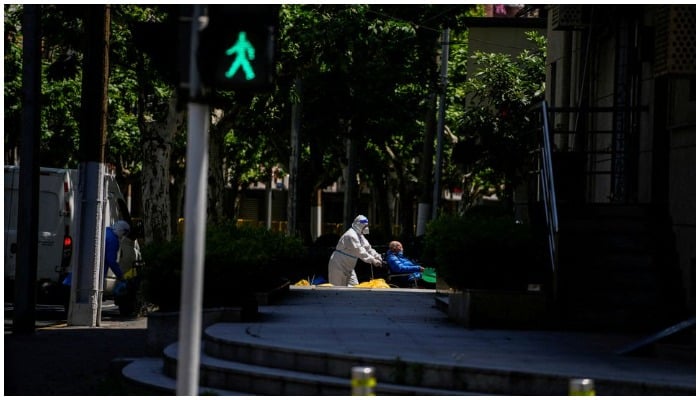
[328,215,383,286]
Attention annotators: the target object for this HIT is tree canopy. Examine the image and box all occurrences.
[4,4,546,244]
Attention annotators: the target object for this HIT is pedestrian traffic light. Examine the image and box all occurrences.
[197,5,279,92]
[133,5,193,107]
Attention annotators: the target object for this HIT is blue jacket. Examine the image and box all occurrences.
[63,226,124,286]
[105,227,124,280]
[386,251,422,283]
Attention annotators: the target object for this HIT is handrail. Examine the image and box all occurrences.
[539,101,559,294]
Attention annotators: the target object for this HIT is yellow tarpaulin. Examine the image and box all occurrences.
[355,278,390,289]
[293,279,390,288]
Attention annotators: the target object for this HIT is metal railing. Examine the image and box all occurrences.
[538,101,559,298]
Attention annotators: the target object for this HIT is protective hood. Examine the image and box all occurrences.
[112,220,131,239]
[351,215,370,235]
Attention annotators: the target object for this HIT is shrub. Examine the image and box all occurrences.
[422,207,545,291]
[139,221,305,312]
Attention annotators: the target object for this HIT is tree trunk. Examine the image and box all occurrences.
[343,135,359,229]
[140,91,183,245]
[208,125,224,224]
[371,171,391,240]
[416,92,437,236]
[286,79,302,237]
[297,159,312,243]
[208,109,235,224]
[398,182,416,239]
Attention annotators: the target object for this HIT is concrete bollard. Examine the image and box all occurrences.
[351,366,376,396]
[569,378,595,395]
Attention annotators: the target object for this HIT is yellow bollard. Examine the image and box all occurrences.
[569,378,595,396]
[351,366,376,396]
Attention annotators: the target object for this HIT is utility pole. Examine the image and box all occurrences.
[432,28,450,220]
[69,5,110,327]
[14,4,41,334]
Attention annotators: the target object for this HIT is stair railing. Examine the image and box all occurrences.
[539,101,559,300]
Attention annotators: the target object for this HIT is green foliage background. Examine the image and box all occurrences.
[423,206,546,290]
[4,4,546,243]
[140,222,305,311]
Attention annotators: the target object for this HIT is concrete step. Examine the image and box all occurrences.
[119,287,695,396]
[121,357,248,396]
[202,323,561,395]
[121,343,486,396]
[152,321,696,396]
[159,343,483,396]
[198,322,681,396]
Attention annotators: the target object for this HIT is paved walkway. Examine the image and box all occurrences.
[4,302,148,396]
[206,286,695,395]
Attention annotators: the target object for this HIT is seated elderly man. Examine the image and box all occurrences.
[385,241,425,287]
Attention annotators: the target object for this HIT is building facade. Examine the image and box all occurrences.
[545,4,695,318]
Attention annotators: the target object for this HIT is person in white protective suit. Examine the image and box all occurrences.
[328,215,383,286]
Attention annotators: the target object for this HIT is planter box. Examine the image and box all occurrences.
[448,289,548,329]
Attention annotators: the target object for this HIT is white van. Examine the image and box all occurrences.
[4,166,134,305]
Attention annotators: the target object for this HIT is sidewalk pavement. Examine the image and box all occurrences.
[205,285,695,395]
[4,302,148,396]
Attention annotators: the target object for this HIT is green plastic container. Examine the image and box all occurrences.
[422,267,437,284]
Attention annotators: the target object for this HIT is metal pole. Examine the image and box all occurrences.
[432,28,449,220]
[351,366,376,396]
[569,378,595,395]
[176,5,209,396]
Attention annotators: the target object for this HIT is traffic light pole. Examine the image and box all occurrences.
[176,5,209,396]
[175,6,278,392]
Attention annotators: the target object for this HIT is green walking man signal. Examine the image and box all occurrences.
[225,32,256,80]
[196,5,279,92]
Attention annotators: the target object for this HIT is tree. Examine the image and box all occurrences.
[5,5,84,167]
[452,31,546,212]
[4,5,182,245]
[275,5,477,240]
[4,5,24,164]
[5,4,496,246]
[116,5,185,244]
